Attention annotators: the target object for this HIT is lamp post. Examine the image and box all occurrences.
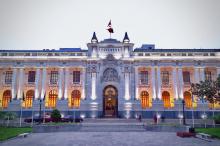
[19,97,23,127]
[182,99,186,125]
[191,95,195,128]
[190,85,195,128]
[38,98,42,124]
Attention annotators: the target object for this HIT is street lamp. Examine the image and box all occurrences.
[38,98,42,124]
[182,99,186,125]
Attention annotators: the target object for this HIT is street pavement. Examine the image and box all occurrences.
[1,132,220,146]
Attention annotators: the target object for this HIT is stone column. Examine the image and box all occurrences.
[81,67,86,100]
[58,68,64,100]
[91,72,97,100]
[135,67,139,100]
[35,68,40,99]
[177,67,184,99]
[124,72,130,100]
[194,67,200,83]
[41,67,47,99]
[156,67,162,99]
[64,68,69,100]
[172,67,178,99]
[11,68,17,99]
[199,67,205,81]
[17,68,24,99]
[151,66,156,99]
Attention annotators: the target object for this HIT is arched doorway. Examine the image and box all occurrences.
[24,90,34,108]
[162,91,171,108]
[184,91,192,108]
[71,90,81,108]
[48,90,58,108]
[140,91,150,109]
[103,85,118,117]
[2,90,11,108]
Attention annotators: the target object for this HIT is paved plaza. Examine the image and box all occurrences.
[1,132,220,146]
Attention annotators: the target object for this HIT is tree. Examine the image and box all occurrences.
[51,109,61,122]
[191,74,220,104]
[214,74,220,103]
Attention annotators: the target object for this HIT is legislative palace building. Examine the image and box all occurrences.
[0,32,220,119]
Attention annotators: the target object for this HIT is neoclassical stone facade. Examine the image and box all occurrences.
[0,32,220,118]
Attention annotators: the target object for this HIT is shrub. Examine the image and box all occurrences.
[0,112,6,120]
[4,112,17,120]
[51,109,61,123]
[213,114,220,124]
[176,132,195,138]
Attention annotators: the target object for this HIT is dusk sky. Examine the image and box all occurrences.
[0,0,220,50]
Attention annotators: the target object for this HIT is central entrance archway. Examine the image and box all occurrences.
[103,85,118,117]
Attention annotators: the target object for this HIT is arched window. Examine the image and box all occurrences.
[2,90,11,108]
[184,91,192,108]
[162,91,171,108]
[24,90,34,108]
[140,91,149,109]
[48,90,58,108]
[71,90,81,108]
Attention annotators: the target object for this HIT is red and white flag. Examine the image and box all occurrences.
[107,20,114,33]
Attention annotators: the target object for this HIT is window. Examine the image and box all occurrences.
[5,71,13,84]
[138,53,143,56]
[140,91,149,109]
[2,90,11,108]
[73,71,80,83]
[205,71,212,81]
[50,71,58,84]
[71,90,81,108]
[28,71,36,83]
[162,71,169,85]
[24,90,34,108]
[2,53,7,56]
[184,91,192,108]
[210,53,215,56]
[25,53,30,56]
[48,90,58,108]
[183,71,190,84]
[139,71,148,85]
[162,91,171,108]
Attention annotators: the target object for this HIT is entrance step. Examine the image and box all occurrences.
[79,118,146,132]
[83,118,141,123]
[79,125,146,132]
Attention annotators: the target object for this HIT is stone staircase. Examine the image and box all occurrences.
[79,118,146,132]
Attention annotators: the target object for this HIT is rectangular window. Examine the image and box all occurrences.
[139,71,148,85]
[5,71,13,84]
[28,71,36,83]
[205,71,212,81]
[183,71,191,84]
[73,71,80,83]
[50,71,58,84]
[162,71,169,85]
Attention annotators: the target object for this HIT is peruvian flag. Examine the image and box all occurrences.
[107,20,114,33]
